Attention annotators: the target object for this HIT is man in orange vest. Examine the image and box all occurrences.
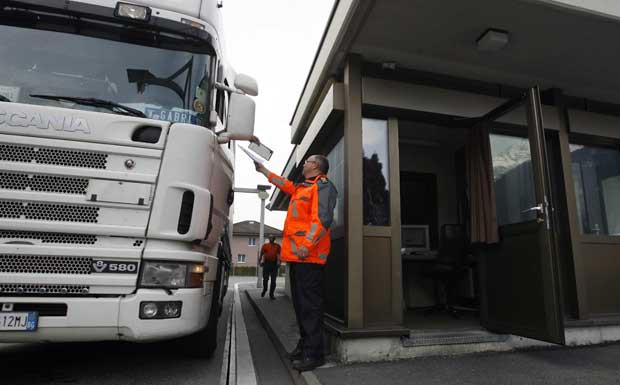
[254,154,337,372]
[259,234,281,300]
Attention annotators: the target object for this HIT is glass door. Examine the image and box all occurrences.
[477,87,565,344]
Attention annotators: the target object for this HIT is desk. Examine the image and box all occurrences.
[401,250,438,308]
[401,250,438,261]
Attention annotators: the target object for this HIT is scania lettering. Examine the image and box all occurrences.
[0,0,257,357]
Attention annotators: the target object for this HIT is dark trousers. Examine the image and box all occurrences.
[262,261,278,296]
[289,262,325,360]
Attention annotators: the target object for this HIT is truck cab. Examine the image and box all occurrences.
[0,0,256,357]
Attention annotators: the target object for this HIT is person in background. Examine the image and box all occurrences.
[254,154,338,372]
[259,234,281,300]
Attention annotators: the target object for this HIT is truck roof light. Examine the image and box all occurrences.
[181,18,206,30]
[115,2,151,22]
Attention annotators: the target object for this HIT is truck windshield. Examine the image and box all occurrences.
[0,24,213,125]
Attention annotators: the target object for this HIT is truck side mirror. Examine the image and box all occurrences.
[234,74,258,97]
[219,93,255,142]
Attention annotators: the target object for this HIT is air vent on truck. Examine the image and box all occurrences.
[0,144,108,169]
[0,201,99,223]
[177,191,194,235]
[0,172,89,195]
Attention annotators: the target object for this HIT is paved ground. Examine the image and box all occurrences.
[239,280,294,385]
[314,344,620,385]
[247,285,620,385]
[0,276,287,385]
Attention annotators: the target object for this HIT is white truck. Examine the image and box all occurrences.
[0,0,257,357]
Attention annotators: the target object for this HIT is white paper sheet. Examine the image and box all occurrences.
[239,145,264,164]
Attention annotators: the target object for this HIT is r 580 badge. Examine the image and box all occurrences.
[91,260,139,274]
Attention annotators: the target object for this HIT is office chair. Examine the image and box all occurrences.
[420,224,470,318]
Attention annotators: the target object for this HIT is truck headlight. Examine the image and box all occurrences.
[140,262,205,288]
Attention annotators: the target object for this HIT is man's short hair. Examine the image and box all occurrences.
[313,154,329,174]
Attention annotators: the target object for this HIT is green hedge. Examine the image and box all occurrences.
[231,266,286,277]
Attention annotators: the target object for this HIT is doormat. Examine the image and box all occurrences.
[402,330,509,347]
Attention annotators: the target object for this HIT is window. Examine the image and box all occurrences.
[490,134,537,226]
[327,137,344,229]
[237,254,246,263]
[362,118,390,226]
[248,237,257,246]
[570,142,620,236]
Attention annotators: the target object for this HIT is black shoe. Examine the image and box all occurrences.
[269,294,276,300]
[292,357,325,372]
[286,345,303,361]
[261,290,266,298]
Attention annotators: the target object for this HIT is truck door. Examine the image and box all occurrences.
[475,87,565,345]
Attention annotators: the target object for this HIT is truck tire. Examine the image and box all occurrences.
[180,260,224,358]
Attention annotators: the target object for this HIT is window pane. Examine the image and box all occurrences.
[327,137,344,229]
[362,118,390,226]
[490,134,537,226]
[570,143,620,235]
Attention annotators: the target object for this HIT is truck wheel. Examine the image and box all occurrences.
[180,292,220,358]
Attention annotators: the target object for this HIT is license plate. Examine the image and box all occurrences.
[0,312,38,331]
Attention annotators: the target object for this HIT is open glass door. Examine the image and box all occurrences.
[476,87,565,344]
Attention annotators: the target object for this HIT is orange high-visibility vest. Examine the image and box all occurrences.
[268,173,338,265]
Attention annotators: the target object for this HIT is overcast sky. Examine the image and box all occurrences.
[222,0,335,231]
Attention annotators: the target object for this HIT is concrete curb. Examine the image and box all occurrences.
[245,290,323,385]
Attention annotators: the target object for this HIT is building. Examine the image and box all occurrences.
[231,220,282,270]
[269,0,620,362]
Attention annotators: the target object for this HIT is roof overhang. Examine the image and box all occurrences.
[290,0,620,143]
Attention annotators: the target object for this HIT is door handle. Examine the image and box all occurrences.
[521,204,543,214]
[522,203,546,224]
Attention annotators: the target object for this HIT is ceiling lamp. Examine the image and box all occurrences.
[477,29,510,52]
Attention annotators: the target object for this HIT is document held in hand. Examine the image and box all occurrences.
[239,145,264,164]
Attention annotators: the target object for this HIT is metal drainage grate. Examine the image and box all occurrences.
[0,172,89,195]
[402,331,510,347]
[0,201,99,223]
[0,254,93,275]
[0,143,108,169]
[0,284,90,295]
[0,230,97,245]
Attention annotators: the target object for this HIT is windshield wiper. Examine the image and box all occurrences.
[30,94,147,118]
[0,95,11,102]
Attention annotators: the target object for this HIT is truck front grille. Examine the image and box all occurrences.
[0,284,90,295]
[0,172,89,195]
[0,230,97,245]
[0,201,99,223]
[0,143,108,169]
[0,254,92,275]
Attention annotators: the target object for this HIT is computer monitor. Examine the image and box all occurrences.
[401,225,430,252]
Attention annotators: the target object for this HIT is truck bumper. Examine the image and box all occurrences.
[0,287,212,343]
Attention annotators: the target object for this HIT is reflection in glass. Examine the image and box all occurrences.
[327,137,345,230]
[362,118,390,226]
[490,134,537,226]
[570,144,620,235]
[0,24,212,125]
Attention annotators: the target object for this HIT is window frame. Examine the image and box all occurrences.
[568,133,620,239]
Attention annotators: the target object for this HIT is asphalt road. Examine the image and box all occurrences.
[0,277,253,385]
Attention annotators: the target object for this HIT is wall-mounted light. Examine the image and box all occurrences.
[217,0,224,8]
[476,28,510,52]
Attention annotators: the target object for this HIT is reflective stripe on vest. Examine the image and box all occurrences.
[288,236,298,256]
[313,229,327,245]
[291,201,299,218]
[306,223,318,242]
